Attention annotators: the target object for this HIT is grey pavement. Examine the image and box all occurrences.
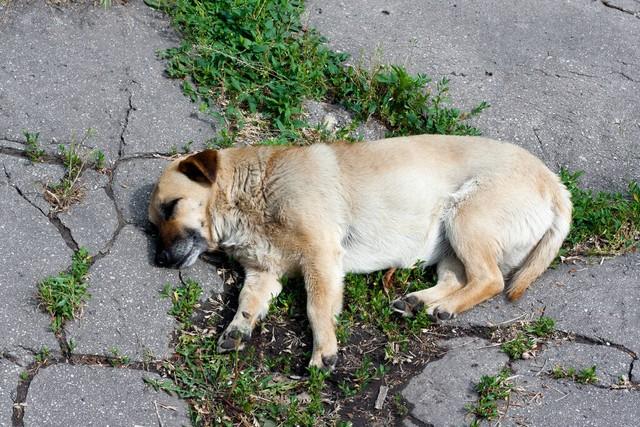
[0,0,638,426]
[23,364,190,427]
[306,0,640,191]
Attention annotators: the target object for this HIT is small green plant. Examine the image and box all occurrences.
[500,316,555,360]
[19,371,29,381]
[561,169,640,256]
[45,129,99,212]
[108,347,131,367]
[24,131,45,162]
[168,145,178,156]
[67,338,77,353]
[393,393,409,417]
[525,316,555,337]
[552,365,597,384]
[160,279,202,325]
[37,248,92,333]
[34,346,51,364]
[466,369,513,421]
[181,140,193,154]
[501,333,534,360]
[204,130,236,149]
[93,149,106,170]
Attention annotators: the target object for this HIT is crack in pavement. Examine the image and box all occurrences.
[118,77,139,159]
[614,70,638,82]
[46,215,80,252]
[600,0,640,18]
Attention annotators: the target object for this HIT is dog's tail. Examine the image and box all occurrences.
[507,179,572,301]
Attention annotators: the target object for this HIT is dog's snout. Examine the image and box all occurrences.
[156,249,170,267]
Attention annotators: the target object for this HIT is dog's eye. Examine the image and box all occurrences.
[160,198,181,221]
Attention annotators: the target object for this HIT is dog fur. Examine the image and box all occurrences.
[148,134,572,370]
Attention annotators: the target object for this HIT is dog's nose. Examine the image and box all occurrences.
[156,250,170,267]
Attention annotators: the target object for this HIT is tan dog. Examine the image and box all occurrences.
[148,134,572,370]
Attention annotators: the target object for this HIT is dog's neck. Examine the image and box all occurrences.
[210,147,278,268]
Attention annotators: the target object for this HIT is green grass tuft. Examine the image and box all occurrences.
[501,333,535,360]
[151,0,485,145]
[552,364,597,384]
[466,369,513,421]
[561,169,640,256]
[501,316,555,360]
[160,279,202,325]
[24,131,45,162]
[524,316,555,337]
[37,248,92,333]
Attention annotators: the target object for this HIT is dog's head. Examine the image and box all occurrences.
[148,150,219,268]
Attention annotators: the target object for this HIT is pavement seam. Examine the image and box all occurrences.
[10,352,163,427]
[600,0,640,18]
[567,331,637,358]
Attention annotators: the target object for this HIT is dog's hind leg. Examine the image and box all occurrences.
[392,254,466,317]
[425,194,506,320]
[217,270,282,353]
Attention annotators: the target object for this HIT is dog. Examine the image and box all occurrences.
[148,134,572,370]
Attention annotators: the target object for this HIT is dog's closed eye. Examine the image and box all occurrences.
[160,198,181,221]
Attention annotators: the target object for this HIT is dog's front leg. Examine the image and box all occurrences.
[303,249,344,371]
[217,269,282,353]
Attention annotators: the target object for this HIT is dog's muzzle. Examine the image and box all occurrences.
[155,228,208,269]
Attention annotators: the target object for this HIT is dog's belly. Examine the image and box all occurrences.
[341,215,447,274]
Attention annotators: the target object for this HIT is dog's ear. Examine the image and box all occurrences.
[177,150,218,184]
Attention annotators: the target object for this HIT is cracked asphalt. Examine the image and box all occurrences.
[0,0,638,426]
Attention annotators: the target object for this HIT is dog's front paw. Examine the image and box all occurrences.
[217,327,251,353]
[391,294,424,317]
[309,352,338,371]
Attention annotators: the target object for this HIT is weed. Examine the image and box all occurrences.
[341,266,434,352]
[160,279,202,325]
[150,0,485,145]
[19,371,29,381]
[168,145,178,156]
[561,169,640,256]
[108,347,131,367]
[34,346,51,364]
[204,131,235,150]
[23,131,45,162]
[181,140,193,153]
[67,338,77,353]
[93,149,106,170]
[552,365,598,384]
[524,316,555,337]
[45,129,100,212]
[466,369,513,421]
[500,316,555,360]
[37,248,92,333]
[501,333,534,360]
[392,393,409,417]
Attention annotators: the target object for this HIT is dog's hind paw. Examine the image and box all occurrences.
[217,327,251,353]
[391,295,424,317]
[431,307,455,321]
